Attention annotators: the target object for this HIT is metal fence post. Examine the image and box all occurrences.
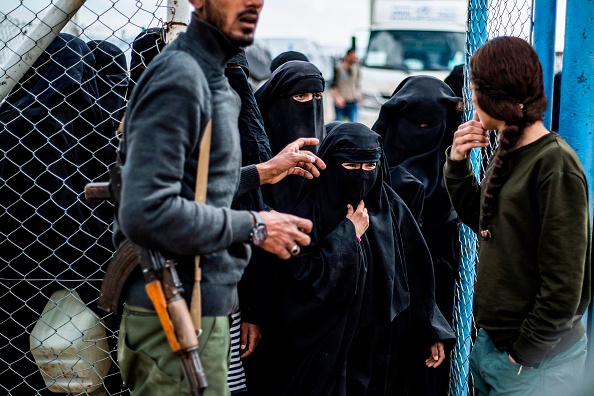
[558,0,594,373]
[449,1,488,395]
[0,0,86,101]
[166,0,190,44]
[533,0,557,130]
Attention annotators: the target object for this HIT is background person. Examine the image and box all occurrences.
[330,47,361,122]
[445,36,590,395]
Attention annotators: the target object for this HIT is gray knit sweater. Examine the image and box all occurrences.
[118,15,260,316]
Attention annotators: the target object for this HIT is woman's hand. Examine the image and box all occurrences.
[425,342,446,368]
[450,112,490,161]
[346,200,369,238]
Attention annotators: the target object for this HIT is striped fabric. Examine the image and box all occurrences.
[228,309,247,393]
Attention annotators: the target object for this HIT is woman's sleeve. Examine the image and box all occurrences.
[443,147,482,233]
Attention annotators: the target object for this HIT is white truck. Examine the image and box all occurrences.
[359,0,467,125]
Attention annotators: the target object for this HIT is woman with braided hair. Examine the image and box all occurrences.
[444,36,590,395]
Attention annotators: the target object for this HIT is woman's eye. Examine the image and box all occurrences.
[314,92,323,99]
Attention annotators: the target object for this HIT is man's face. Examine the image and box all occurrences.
[191,0,264,47]
[345,51,357,67]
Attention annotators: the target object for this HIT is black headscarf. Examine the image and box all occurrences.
[255,60,325,213]
[0,32,112,284]
[269,50,309,73]
[0,37,115,393]
[226,52,272,329]
[87,40,128,135]
[372,75,461,395]
[262,122,453,395]
[372,75,460,224]
[444,63,464,98]
[127,27,166,101]
[226,51,272,167]
[293,123,408,324]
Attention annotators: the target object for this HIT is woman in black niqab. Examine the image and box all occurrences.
[0,33,116,394]
[254,60,325,213]
[372,75,462,396]
[87,40,129,136]
[264,122,454,396]
[126,27,166,102]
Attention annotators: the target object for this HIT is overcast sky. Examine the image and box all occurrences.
[1,0,566,50]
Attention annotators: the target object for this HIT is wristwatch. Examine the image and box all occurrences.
[248,211,267,246]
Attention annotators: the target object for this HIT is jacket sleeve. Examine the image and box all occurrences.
[443,147,482,234]
[119,52,253,256]
[514,170,590,364]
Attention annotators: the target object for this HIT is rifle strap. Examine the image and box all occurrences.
[190,119,212,334]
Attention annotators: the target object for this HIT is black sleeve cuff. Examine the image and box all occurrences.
[235,165,261,199]
[507,342,540,368]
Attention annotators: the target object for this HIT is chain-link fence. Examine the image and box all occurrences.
[1,0,546,395]
[450,1,533,395]
[0,1,172,394]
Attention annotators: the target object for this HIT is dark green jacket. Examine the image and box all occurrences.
[444,132,591,365]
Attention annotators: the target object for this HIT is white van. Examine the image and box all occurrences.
[359,0,466,125]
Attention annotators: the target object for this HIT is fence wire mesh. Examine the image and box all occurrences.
[1,0,534,395]
[450,1,533,395]
[0,1,170,394]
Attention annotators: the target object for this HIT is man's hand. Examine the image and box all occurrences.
[425,342,446,368]
[256,138,326,185]
[239,322,262,358]
[259,211,313,259]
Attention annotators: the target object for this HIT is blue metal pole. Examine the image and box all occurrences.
[532,0,557,130]
[449,1,488,395]
[558,0,594,377]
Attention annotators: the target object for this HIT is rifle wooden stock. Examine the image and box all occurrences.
[98,239,138,313]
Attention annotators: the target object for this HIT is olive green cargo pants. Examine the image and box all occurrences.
[118,305,231,396]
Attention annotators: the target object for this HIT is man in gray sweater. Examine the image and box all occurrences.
[116,0,326,394]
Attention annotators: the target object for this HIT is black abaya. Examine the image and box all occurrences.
[263,123,454,396]
[372,75,462,396]
[0,33,118,394]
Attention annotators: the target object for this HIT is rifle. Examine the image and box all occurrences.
[133,246,207,396]
[84,172,208,395]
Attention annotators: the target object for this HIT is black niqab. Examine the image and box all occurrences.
[262,123,456,395]
[87,40,129,135]
[127,27,166,101]
[226,51,272,167]
[0,32,111,284]
[372,75,460,231]
[372,75,461,396]
[255,60,325,213]
[293,123,409,326]
[0,33,117,393]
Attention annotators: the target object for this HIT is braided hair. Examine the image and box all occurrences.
[470,37,548,240]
